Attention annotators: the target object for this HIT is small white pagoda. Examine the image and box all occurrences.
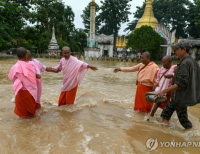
[47,25,61,54]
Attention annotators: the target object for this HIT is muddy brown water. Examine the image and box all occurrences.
[0,58,200,154]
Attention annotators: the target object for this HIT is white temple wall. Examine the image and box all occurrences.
[98,45,104,56]
[118,53,123,58]
[108,45,114,57]
[84,50,100,58]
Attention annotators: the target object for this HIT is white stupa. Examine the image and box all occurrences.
[47,25,61,54]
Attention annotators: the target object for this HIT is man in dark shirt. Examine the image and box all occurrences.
[156,40,200,129]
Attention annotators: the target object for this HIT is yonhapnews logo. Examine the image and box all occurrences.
[146,137,200,151]
[146,137,159,151]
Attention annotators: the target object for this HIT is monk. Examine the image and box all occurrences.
[49,46,98,106]
[150,56,177,117]
[8,47,38,117]
[26,50,58,107]
[114,52,159,113]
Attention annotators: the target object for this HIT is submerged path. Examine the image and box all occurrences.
[0,58,200,154]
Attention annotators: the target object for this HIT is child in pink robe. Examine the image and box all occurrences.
[8,47,38,117]
[150,56,177,117]
[27,50,50,107]
[49,46,98,106]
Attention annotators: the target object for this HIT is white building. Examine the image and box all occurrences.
[84,0,114,58]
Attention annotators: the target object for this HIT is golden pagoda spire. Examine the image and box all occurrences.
[118,36,122,48]
[135,0,158,29]
[115,37,119,48]
[122,36,126,48]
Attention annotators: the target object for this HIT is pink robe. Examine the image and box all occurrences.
[52,56,88,92]
[8,60,37,102]
[28,59,46,104]
[155,65,177,93]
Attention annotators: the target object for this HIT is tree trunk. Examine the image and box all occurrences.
[47,14,49,45]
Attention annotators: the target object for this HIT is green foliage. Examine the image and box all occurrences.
[0,0,30,49]
[187,0,200,38]
[57,37,69,51]
[127,25,162,60]
[0,0,88,53]
[96,0,132,44]
[69,29,87,52]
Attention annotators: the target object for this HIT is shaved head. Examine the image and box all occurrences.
[16,47,27,59]
[162,55,172,69]
[27,50,32,60]
[62,46,71,59]
[142,52,151,59]
[163,56,172,63]
[62,46,70,51]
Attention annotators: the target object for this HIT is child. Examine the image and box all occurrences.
[151,56,177,117]
[26,50,48,108]
[8,47,38,117]
[49,46,98,106]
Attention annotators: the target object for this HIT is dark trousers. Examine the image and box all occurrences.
[161,100,192,129]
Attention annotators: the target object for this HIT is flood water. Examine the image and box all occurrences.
[0,58,200,154]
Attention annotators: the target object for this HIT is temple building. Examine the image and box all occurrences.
[84,0,114,58]
[115,36,140,59]
[115,0,176,59]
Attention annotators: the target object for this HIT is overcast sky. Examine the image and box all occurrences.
[62,0,194,35]
[62,0,143,35]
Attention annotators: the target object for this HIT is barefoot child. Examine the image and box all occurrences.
[49,46,98,106]
[8,47,38,117]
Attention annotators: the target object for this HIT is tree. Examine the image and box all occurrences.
[0,0,77,52]
[69,29,87,52]
[127,25,162,60]
[124,20,138,34]
[28,1,75,52]
[31,0,56,44]
[187,0,200,38]
[81,4,100,34]
[98,0,132,44]
[0,0,32,49]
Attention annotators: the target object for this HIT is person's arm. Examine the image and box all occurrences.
[165,74,174,79]
[156,64,189,98]
[46,67,60,73]
[88,65,98,71]
[152,69,161,90]
[46,58,63,73]
[33,59,47,72]
[152,82,159,91]
[81,63,98,71]
[156,84,179,98]
[114,63,141,73]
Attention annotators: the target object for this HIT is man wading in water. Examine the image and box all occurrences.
[156,41,200,129]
